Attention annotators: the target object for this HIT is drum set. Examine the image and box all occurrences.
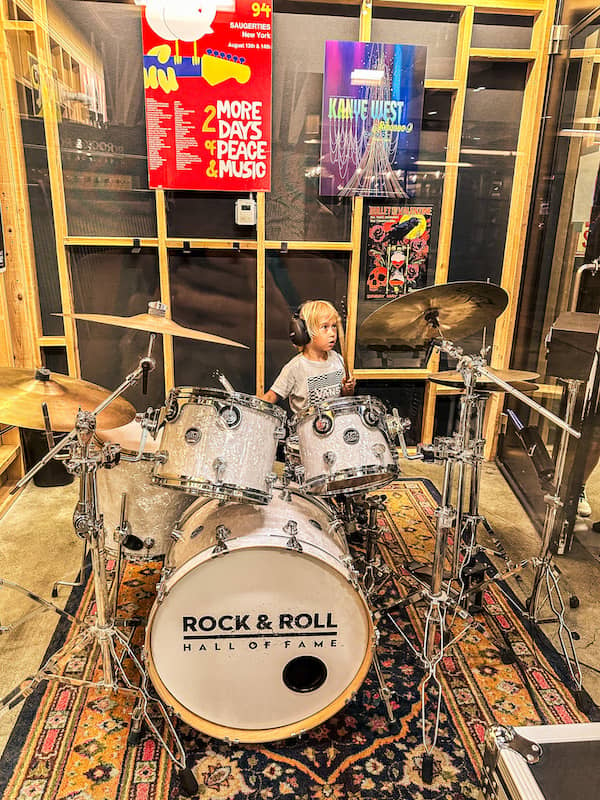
[0,286,589,792]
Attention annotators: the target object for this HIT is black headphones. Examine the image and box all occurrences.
[289,306,310,346]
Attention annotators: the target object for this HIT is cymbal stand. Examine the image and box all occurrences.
[526,379,583,695]
[430,336,586,703]
[0,341,198,796]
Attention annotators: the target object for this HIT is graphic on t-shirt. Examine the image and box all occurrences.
[307,368,343,405]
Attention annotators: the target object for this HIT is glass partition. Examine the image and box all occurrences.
[69,246,165,410]
[371,7,459,82]
[166,191,257,240]
[471,13,533,50]
[169,250,257,394]
[264,250,349,391]
[7,28,63,336]
[55,0,157,237]
[266,8,357,241]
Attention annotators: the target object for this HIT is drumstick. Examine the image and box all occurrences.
[336,317,352,381]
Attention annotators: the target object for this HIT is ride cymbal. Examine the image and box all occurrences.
[0,367,136,431]
[359,282,509,348]
[428,368,540,393]
[56,302,248,349]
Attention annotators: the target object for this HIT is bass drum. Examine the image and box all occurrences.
[145,489,374,743]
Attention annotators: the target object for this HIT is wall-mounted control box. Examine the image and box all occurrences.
[235,198,257,226]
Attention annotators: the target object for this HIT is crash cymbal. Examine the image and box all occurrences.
[0,367,136,431]
[359,282,509,348]
[429,368,540,393]
[56,302,248,349]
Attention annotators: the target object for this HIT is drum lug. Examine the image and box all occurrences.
[213,524,230,554]
[372,443,386,463]
[294,465,305,482]
[283,520,303,552]
[156,579,168,603]
[213,457,227,483]
[323,451,336,470]
[265,472,277,491]
[155,449,169,464]
[274,425,286,441]
[345,559,360,589]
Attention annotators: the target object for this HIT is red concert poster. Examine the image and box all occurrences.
[141,0,272,191]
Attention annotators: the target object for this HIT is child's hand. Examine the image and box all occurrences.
[341,377,356,396]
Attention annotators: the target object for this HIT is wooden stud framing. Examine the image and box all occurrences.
[0,0,41,368]
[256,191,266,395]
[31,0,78,375]
[484,5,557,458]
[155,189,174,392]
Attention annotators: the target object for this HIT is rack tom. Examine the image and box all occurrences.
[291,395,398,495]
[152,387,287,504]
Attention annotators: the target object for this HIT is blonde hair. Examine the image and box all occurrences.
[299,300,340,343]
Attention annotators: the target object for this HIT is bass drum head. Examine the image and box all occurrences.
[146,544,373,742]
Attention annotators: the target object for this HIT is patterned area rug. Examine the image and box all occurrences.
[0,479,588,800]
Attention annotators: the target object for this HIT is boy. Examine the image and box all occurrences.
[261,300,355,415]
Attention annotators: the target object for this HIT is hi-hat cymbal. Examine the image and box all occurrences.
[0,367,136,431]
[56,302,248,349]
[359,282,509,348]
[429,368,540,393]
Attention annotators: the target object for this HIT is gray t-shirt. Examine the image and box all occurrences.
[270,351,345,415]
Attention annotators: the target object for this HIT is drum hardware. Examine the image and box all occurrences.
[212,369,236,394]
[358,286,585,781]
[213,524,230,554]
[0,342,199,796]
[213,457,227,482]
[0,576,81,634]
[284,519,303,551]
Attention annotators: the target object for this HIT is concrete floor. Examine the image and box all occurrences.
[1,459,600,764]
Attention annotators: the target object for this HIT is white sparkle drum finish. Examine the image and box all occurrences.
[145,489,374,743]
[152,387,287,504]
[291,396,399,496]
[96,420,195,561]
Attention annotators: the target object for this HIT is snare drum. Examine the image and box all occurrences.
[96,420,195,561]
[153,388,287,504]
[145,488,374,743]
[291,395,398,495]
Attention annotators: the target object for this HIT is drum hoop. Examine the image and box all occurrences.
[168,386,287,421]
[159,539,361,604]
[152,474,271,505]
[291,395,388,427]
[169,487,337,537]
[303,464,398,496]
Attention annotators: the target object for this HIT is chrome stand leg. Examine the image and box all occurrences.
[0,577,81,634]
[51,540,89,598]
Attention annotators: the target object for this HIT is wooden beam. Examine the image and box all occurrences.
[469,47,536,62]
[485,2,557,458]
[256,192,266,395]
[0,4,41,368]
[31,0,79,376]
[434,5,473,286]
[155,189,174,392]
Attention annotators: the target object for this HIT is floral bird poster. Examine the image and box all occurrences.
[365,205,432,299]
